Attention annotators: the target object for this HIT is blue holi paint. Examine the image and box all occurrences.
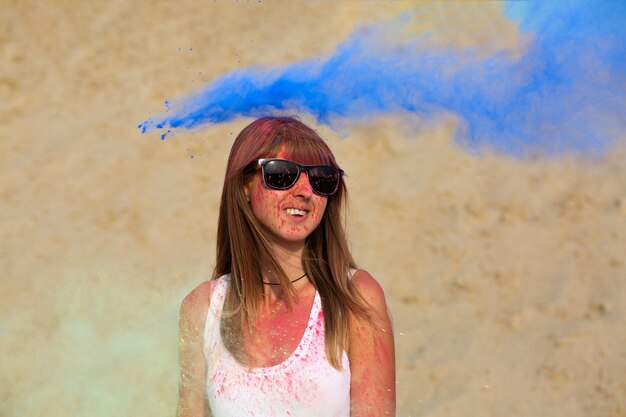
[139,1,626,157]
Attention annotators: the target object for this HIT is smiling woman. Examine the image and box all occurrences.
[176,116,395,417]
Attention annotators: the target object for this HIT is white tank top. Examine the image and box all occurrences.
[203,275,351,417]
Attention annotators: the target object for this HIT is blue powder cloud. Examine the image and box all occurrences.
[139,1,626,157]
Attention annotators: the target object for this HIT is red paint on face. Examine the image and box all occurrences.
[246,149,327,246]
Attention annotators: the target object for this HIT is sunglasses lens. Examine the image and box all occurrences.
[308,166,341,195]
[263,160,299,189]
[260,159,341,195]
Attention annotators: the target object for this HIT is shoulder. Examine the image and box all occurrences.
[179,280,213,330]
[350,270,392,330]
[347,270,396,416]
[181,280,213,310]
[350,270,388,311]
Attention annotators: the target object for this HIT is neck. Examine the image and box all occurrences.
[260,240,306,286]
[263,272,306,286]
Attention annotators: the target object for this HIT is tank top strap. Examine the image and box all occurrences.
[203,275,229,362]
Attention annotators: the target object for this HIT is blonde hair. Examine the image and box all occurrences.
[213,116,370,369]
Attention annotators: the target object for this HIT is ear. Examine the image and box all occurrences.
[243,180,251,203]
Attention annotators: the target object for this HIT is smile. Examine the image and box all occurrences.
[285,208,308,216]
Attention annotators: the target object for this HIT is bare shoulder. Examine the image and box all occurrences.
[348,270,396,416]
[179,280,213,329]
[177,281,213,417]
[351,269,388,311]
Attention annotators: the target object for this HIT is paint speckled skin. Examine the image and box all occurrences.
[244,150,327,246]
[204,277,351,417]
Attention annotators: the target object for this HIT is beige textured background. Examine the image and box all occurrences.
[2,1,625,416]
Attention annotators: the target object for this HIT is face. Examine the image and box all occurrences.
[244,149,328,247]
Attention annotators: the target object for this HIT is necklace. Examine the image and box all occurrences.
[262,272,307,286]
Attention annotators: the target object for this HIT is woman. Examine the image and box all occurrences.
[176,117,395,417]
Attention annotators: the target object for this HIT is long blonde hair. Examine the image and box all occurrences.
[213,116,370,369]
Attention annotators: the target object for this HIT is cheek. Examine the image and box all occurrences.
[250,186,284,222]
[249,181,269,209]
[249,183,264,207]
[313,199,328,221]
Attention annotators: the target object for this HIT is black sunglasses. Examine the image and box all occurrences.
[244,158,344,196]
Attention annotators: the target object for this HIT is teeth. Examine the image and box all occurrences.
[286,208,307,216]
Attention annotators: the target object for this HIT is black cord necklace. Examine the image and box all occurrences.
[262,272,307,286]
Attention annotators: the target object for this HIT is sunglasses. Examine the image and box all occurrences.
[244,158,344,196]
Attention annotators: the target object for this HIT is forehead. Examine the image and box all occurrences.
[276,147,288,159]
[266,140,332,166]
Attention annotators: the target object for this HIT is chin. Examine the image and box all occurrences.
[274,229,313,245]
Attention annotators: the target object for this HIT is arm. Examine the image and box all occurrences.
[176,281,212,417]
[349,270,396,417]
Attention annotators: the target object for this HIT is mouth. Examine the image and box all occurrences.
[284,207,309,217]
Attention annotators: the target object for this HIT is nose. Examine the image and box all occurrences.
[292,172,313,198]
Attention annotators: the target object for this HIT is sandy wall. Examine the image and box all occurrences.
[2,2,625,416]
